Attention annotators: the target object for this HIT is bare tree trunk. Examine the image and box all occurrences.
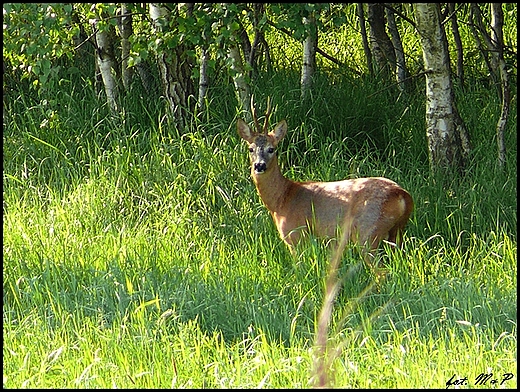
[491,3,509,167]
[469,4,497,84]
[238,25,252,70]
[367,3,396,78]
[228,44,251,122]
[468,3,509,166]
[198,48,209,110]
[301,12,317,101]
[414,3,470,176]
[357,3,373,76]
[91,10,120,113]
[385,4,409,90]
[248,3,271,77]
[447,3,465,85]
[119,3,133,91]
[150,3,195,130]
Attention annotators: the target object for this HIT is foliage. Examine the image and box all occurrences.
[3,61,517,387]
[4,3,517,93]
[3,3,76,89]
[3,2,517,388]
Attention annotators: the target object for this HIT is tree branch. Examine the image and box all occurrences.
[265,18,362,75]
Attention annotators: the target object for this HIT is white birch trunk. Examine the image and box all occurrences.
[149,3,168,25]
[198,48,209,110]
[119,3,133,90]
[301,14,317,101]
[491,4,509,167]
[228,44,251,122]
[150,3,194,128]
[414,3,467,174]
[91,17,119,113]
[150,3,176,115]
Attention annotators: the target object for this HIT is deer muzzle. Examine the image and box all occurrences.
[254,162,267,173]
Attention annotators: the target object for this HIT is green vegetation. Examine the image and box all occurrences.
[4,3,517,388]
[4,66,516,388]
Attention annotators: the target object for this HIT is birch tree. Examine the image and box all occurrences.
[414,3,470,176]
[198,47,210,110]
[490,4,510,167]
[228,42,251,122]
[90,5,120,113]
[118,3,133,91]
[149,3,195,130]
[301,12,318,101]
[469,4,510,167]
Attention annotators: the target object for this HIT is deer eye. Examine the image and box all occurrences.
[267,147,275,154]
[249,147,254,153]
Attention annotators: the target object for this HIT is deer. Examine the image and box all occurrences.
[237,99,414,271]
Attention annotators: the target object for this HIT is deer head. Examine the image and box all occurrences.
[237,97,287,174]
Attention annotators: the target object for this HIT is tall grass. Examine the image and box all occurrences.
[3,70,517,388]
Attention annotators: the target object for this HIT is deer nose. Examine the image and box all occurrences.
[254,162,267,173]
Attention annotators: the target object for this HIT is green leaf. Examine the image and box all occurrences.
[229,21,240,32]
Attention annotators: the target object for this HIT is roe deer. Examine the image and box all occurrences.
[237,101,414,267]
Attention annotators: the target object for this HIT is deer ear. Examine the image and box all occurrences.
[270,120,287,145]
[237,119,254,142]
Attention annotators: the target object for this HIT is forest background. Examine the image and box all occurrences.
[3,3,517,388]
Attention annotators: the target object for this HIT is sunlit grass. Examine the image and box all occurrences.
[3,72,517,388]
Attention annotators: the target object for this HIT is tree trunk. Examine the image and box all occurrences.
[198,47,210,111]
[491,4,509,167]
[91,12,119,113]
[357,3,373,76]
[469,4,497,84]
[468,3,509,167]
[248,3,271,77]
[447,3,465,85]
[119,3,133,91]
[301,12,317,101]
[414,3,470,176]
[228,44,251,122]
[385,4,409,90]
[149,3,195,130]
[238,24,252,71]
[367,3,396,78]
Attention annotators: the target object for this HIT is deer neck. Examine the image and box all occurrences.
[251,158,292,213]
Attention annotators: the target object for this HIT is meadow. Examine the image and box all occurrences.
[3,67,517,388]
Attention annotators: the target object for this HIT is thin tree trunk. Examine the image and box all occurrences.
[136,62,154,95]
[469,4,497,84]
[198,47,209,110]
[119,3,133,91]
[248,3,271,77]
[385,4,409,90]
[357,4,373,76]
[239,25,252,71]
[367,3,396,78]
[301,12,317,101]
[228,44,251,122]
[447,3,465,85]
[491,3,509,167]
[91,12,119,113]
[496,54,509,168]
[150,3,195,129]
[414,3,470,176]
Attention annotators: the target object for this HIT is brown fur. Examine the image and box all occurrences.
[237,118,414,264]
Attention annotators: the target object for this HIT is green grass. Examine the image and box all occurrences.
[3,72,517,388]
